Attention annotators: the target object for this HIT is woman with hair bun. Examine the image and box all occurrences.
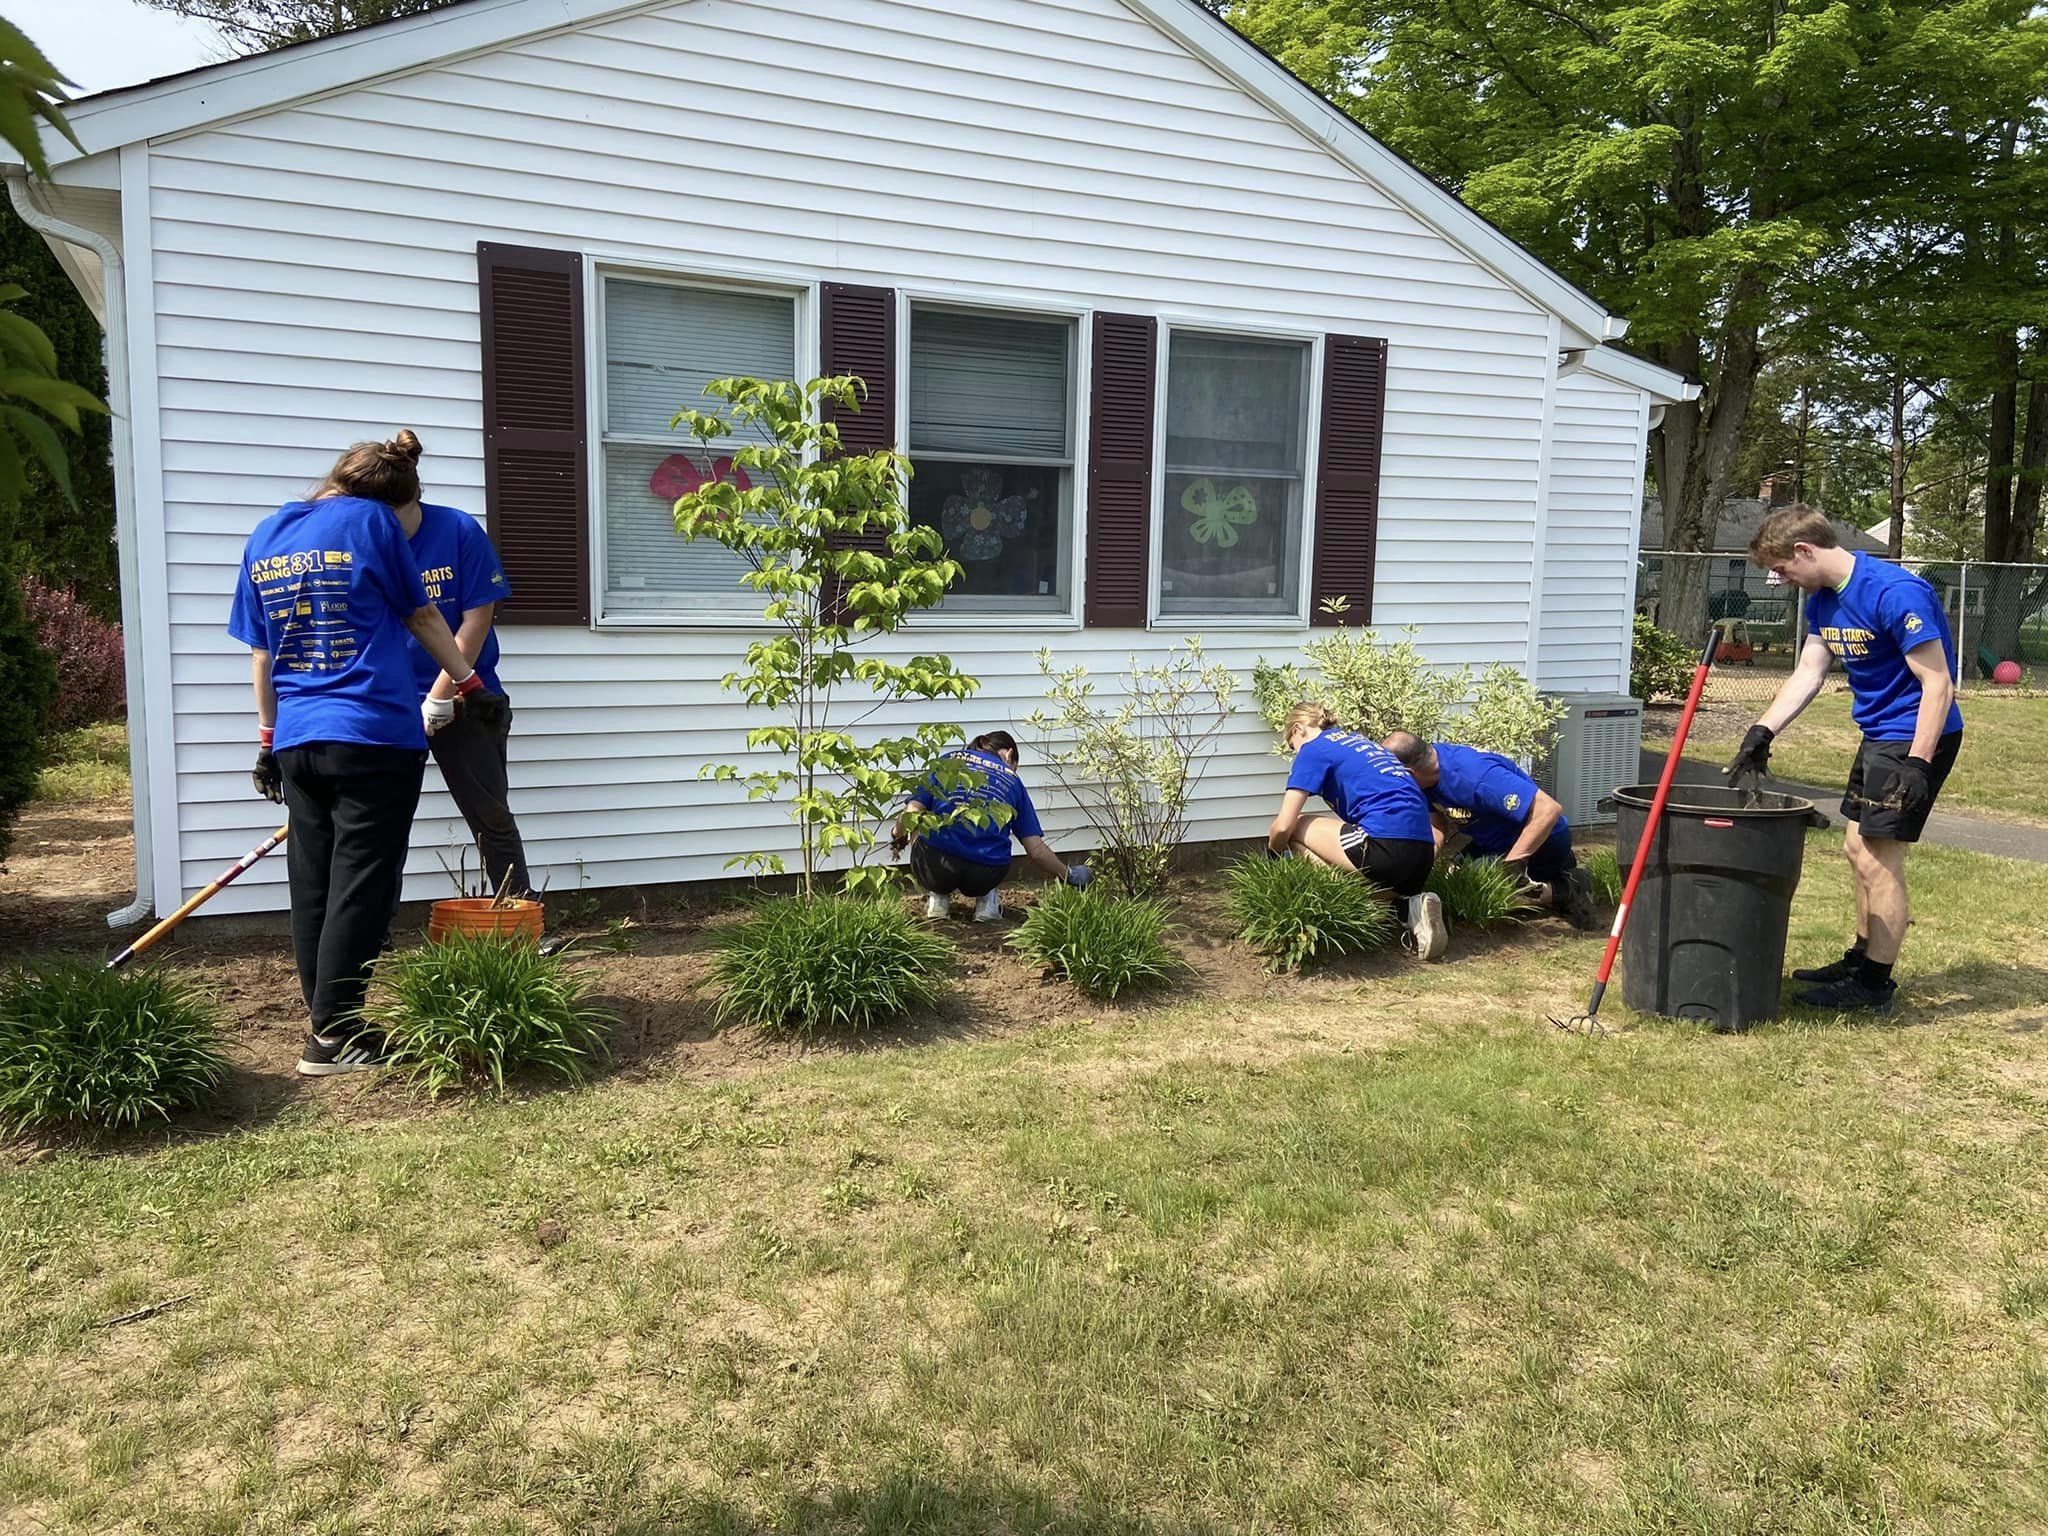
[890,729,1092,922]
[1266,701,1448,960]
[228,431,497,1075]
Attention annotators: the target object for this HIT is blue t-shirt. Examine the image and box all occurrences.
[1285,730,1434,843]
[1804,552,1965,741]
[1428,742,1559,856]
[227,497,432,752]
[405,503,510,696]
[917,747,1045,868]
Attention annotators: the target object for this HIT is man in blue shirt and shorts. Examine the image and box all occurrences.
[1725,506,1963,1014]
[1381,732,1599,930]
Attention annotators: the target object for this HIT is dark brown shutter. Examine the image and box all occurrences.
[819,282,896,622]
[1310,333,1388,625]
[478,242,589,625]
[1084,312,1157,627]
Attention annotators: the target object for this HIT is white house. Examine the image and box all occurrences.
[6,0,1694,920]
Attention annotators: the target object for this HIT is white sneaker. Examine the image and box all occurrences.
[973,889,1004,923]
[1403,892,1449,961]
[923,891,950,920]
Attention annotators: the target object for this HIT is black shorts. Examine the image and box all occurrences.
[1844,731,1961,842]
[1337,826,1434,897]
[909,838,1007,898]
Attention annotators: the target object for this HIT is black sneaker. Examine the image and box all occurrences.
[296,1029,390,1076]
[1792,949,1863,984]
[1559,867,1600,932]
[1795,976,1897,1015]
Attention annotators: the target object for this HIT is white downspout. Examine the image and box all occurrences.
[5,169,153,928]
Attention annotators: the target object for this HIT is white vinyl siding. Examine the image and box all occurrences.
[133,0,1568,913]
[1537,371,1651,693]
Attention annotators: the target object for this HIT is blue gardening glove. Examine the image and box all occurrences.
[1064,864,1094,889]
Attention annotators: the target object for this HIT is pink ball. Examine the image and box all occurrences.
[1993,660,2023,685]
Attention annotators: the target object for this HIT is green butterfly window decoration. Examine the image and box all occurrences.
[1182,478,1259,547]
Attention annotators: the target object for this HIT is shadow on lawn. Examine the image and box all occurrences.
[1778,960,2048,1030]
[611,1468,1226,1535]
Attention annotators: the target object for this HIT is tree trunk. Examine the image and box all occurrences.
[1982,368,2048,663]
[1888,369,1906,561]
[1793,384,1811,503]
[1650,300,1766,645]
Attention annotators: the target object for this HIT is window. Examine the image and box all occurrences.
[599,275,797,618]
[907,306,1075,612]
[1158,331,1311,618]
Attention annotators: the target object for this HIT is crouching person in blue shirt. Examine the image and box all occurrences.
[1381,732,1599,931]
[389,438,530,900]
[1267,703,1449,960]
[890,730,1092,922]
[228,432,498,1076]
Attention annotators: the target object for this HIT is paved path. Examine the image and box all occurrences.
[1637,748,2048,864]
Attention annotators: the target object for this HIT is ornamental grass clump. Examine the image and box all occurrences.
[1426,856,1539,928]
[1585,846,1624,907]
[1008,884,1178,999]
[0,962,228,1137]
[364,935,614,1098]
[1225,852,1397,973]
[711,895,954,1038]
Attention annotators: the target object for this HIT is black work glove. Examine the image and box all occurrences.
[1889,755,1934,817]
[252,747,284,804]
[1724,724,1774,783]
[463,689,512,731]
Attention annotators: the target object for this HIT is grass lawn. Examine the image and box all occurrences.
[5,834,2048,1534]
[32,721,130,803]
[1672,689,2048,825]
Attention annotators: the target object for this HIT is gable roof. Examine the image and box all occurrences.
[19,0,1630,349]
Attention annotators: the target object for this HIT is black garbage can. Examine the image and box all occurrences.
[1611,784,1825,1032]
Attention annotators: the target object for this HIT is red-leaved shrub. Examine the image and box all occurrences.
[18,576,124,731]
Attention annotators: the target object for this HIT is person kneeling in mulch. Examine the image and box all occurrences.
[891,730,1092,922]
[1381,732,1598,931]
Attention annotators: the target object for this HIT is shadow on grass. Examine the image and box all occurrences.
[611,1469,1227,1535]
[1774,960,2048,1031]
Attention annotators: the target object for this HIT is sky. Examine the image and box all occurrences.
[14,0,227,96]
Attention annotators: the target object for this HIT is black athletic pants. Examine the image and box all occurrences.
[278,742,426,1036]
[429,698,531,898]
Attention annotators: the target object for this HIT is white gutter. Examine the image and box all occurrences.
[5,170,152,928]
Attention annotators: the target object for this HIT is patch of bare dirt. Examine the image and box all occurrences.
[3,803,1595,1148]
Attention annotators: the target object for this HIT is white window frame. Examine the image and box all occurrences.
[1148,319,1323,630]
[586,257,816,630]
[896,288,1090,631]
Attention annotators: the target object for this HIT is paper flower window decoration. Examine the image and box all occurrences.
[940,467,1030,560]
[650,453,751,502]
[1182,478,1259,547]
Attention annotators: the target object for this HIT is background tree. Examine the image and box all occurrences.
[137,0,456,54]
[1222,0,2038,644]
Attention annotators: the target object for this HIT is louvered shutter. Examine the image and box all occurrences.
[819,282,896,622]
[1084,312,1157,627]
[478,243,589,625]
[1310,334,1388,625]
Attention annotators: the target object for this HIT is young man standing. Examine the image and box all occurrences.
[1381,732,1599,930]
[1725,506,1963,1014]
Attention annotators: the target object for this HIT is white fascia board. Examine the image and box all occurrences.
[1125,0,1618,347]
[1576,344,1698,404]
[29,0,656,165]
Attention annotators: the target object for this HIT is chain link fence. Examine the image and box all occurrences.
[1635,550,2048,709]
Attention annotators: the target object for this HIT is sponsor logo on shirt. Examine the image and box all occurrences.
[1903,612,1924,634]
[1502,792,1521,812]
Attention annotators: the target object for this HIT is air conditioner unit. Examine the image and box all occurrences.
[1536,693,1643,827]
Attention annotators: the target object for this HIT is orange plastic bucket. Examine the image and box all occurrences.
[426,897,544,946]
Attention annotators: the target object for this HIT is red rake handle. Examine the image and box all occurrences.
[107,824,288,970]
[1579,628,1720,1020]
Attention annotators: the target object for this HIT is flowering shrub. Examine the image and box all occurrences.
[19,575,123,731]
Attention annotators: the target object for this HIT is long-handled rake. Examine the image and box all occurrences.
[1553,627,1720,1035]
[106,823,288,970]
